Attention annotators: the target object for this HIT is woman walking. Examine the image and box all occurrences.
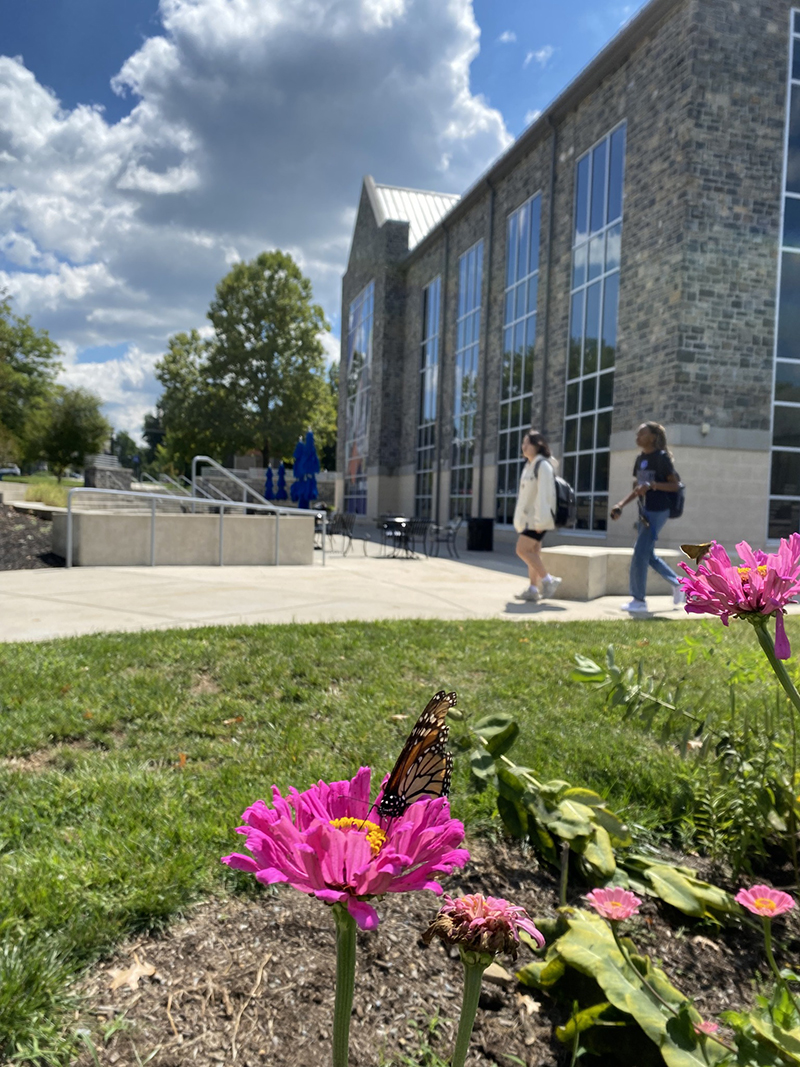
[610,421,684,615]
[513,430,562,602]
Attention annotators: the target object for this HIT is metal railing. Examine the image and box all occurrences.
[191,455,271,508]
[64,486,326,569]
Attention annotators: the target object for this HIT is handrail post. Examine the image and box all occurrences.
[219,504,225,566]
[275,510,280,566]
[66,489,74,568]
[321,511,327,567]
[150,498,156,566]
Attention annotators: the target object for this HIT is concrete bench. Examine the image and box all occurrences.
[51,510,315,567]
[538,545,683,600]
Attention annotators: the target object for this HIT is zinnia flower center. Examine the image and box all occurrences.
[737,564,768,581]
[753,896,777,912]
[329,817,387,855]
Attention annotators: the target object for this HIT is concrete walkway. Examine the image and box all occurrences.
[0,550,697,642]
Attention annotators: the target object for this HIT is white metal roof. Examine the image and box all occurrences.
[367,178,460,250]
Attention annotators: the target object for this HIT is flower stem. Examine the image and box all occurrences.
[753,621,800,718]
[610,924,735,1052]
[451,958,489,1067]
[763,917,800,1020]
[331,903,357,1067]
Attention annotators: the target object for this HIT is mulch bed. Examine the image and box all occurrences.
[0,503,63,570]
[73,838,785,1067]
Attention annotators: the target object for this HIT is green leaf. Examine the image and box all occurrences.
[556,1001,619,1043]
[561,787,607,807]
[557,912,729,1066]
[541,800,594,841]
[517,951,566,990]
[471,713,520,758]
[571,655,606,681]
[496,764,527,802]
[469,748,496,781]
[591,806,633,848]
[641,863,740,920]
[579,825,617,879]
[496,793,528,839]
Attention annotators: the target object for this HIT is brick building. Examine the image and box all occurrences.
[336,0,800,550]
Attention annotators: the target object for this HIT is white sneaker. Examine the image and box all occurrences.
[514,587,540,602]
[540,576,562,599]
[622,599,649,614]
[673,585,686,606]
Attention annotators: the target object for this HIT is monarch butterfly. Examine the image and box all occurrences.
[377,690,456,818]
[681,542,713,564]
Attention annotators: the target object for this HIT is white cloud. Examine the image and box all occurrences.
[497,30,516,44]
[523,109,542,126]
[523,44,554,68]
[0,0,510,436]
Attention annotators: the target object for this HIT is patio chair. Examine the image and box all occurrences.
[326,511,355,555]
[429,516,463,559]
[407,517,432,557]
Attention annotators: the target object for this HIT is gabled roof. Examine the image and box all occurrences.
[364,176,460,250]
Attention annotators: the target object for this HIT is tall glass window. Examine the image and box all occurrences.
[344,281,374,514]
[451,242,483,519]
[771,12,800,538]
[496,195,541,525]
[415,277,441,518]
[563,123,625,532]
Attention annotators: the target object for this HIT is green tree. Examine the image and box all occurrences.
[0,293,61,463]
[32,387,110,481]
[112,430,139,469]
[154,329,243,469]
[204,251,331,463]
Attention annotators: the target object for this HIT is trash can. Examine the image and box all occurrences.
[467,517,494,551]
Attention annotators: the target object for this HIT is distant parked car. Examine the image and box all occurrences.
[0,465,21,479]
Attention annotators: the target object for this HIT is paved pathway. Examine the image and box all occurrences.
[0,551,696,642]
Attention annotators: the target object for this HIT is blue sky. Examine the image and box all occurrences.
[1,0,645,438]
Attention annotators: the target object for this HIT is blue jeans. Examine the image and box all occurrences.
[630,507,679,601]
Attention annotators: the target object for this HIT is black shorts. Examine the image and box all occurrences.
[521,529,545,542]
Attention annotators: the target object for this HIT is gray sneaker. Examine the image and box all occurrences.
[514,587,540,602]
[540,576,562,599]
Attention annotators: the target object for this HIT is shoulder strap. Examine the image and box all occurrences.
[533,457,542,478]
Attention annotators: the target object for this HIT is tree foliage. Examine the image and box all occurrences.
[0,294,62,463]
[150,252,337,469]
[31,387,110,481]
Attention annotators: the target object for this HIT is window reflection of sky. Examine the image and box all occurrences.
[344,281,374,514]
[564,123,625,533]
[497,195,540,525]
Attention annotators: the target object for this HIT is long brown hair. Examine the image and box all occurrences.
[642,421,672,458]
[525,430,552,458]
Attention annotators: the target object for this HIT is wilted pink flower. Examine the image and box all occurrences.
[679,534,800,659]
[424,893,545,958]
[693,1019,720,1036]
[585,887,642,921]
[735,884,795,918]
[222,767,469,930]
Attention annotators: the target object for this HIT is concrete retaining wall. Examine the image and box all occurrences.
[52,510,314,567]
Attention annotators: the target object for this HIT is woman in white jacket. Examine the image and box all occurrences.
[513,431,562,602]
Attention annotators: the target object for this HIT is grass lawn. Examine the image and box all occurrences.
[0,616,794,1062]
[1,473,83,486]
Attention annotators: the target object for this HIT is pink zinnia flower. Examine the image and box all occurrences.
[735,884,795,918]
[679,534,800,659]
[584,887,642,921]
[693,1019,720,1036]
[222,767,469,930]
[424,893,545,958]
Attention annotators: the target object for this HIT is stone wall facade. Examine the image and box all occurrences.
[338,0,795,549]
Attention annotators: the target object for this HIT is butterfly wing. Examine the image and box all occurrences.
[681,542,713,563]
[377,690,456,818]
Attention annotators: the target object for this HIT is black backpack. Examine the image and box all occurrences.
[669,477,686,519]
[535,459,576,528]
